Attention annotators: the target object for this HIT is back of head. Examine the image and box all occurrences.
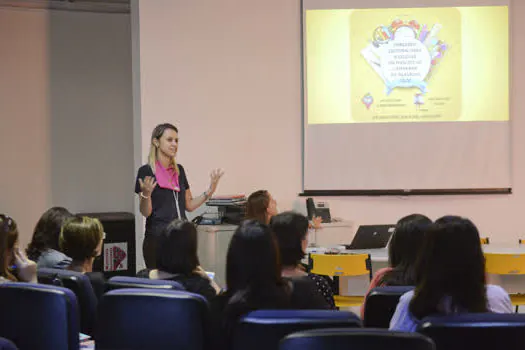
[0,214,19,281]
[27,207,72,261]
[59,216,104,264]
[410,215,487,319]
[156,220,199,275]
[245,190,270,224]
[270,211,309,267]
[384,214,432,286]
[225,220,289,322]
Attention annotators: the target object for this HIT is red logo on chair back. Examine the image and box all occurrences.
[104,243,128,272]
[112,246,126,270]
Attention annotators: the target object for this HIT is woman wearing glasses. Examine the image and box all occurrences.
[135,123,224,268]
[0,214,37,283]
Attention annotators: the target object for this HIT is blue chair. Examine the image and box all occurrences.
[0,283,79,350]
[38,268,98,336]
[363,286,414,328]
[0,337,18,350]
[232,310,362,350]
[418,313,525,350]
[95,288,209,350]
[105,276,185,291]
[280,328,435,350]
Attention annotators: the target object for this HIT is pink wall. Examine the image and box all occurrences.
[135,0,303,207]
[0,8,133,248]
[135,0,525,244]
[0,9,51,247]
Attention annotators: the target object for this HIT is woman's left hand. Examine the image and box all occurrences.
[208,168,224,195]
[14,248,37,283]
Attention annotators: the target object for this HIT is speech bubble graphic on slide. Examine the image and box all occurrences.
[348,7,462,123]
[361,20,447,95]
[380,37,431,94]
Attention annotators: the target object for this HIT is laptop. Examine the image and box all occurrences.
[345,225,396,250]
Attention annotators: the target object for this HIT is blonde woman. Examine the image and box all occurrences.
[60,216,105,300]
[135,123,224,268]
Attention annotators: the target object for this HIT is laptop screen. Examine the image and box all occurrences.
[347,225,395,250]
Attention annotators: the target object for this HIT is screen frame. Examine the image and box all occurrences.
[300,0,512,196]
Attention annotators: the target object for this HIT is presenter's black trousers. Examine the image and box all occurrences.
[143,235,157,268]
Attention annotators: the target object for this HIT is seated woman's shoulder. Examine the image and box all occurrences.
[399,289,415,303]
[486,284,509,295]
[486,284,513,313]
[286,276,331,309]
[37,249,72,269]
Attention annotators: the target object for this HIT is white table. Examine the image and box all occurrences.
[197,224,237,287]
[306,245,525,295]
[197,221,355,287]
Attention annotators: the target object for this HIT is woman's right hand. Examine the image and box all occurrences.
[194,265,208,278]
[139,176,157,197]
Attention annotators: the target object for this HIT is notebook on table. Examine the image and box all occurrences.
[345,225,395,250]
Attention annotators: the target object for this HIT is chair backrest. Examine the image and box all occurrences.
[96,288,209,350]
[0,282,79,350]
[480,237,490,245]
[484,253,525,274]
[0,337,18,350]
[418,313,525,350]
[280,328,435,350]
[364,286,414,328]
[309,254,372,279]
[233,310,362,350]
[106,276,185,291]
[38,268,98,335]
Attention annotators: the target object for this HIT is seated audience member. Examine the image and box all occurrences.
[390,216,513,332]
[210,220,330,350]
[27,207,73,268]
[59,216,105,300]
[0,214,37,283]
[245,190,279,224]
[137,220,220,300]
[246,189,322,229]
[270,211,336,309]
[360,214,432,318]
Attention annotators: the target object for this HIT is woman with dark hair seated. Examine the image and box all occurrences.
[360,213,432,318]
[137,219,220,301]
[0,214,37,283]
[390,216,512,331]
[270,211,336,309]
[60,216,106,300]
[210,220,330,350]
[27,207,73,268]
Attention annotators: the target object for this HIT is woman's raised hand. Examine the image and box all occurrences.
[139,176,157,197]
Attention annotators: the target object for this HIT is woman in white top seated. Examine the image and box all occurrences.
[390,215,512,332]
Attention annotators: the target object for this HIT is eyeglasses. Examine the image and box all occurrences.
[0,214,16,233]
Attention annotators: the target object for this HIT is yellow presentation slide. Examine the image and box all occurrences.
[305,6,509,124]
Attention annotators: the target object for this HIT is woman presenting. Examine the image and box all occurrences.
[135,123,223,268]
